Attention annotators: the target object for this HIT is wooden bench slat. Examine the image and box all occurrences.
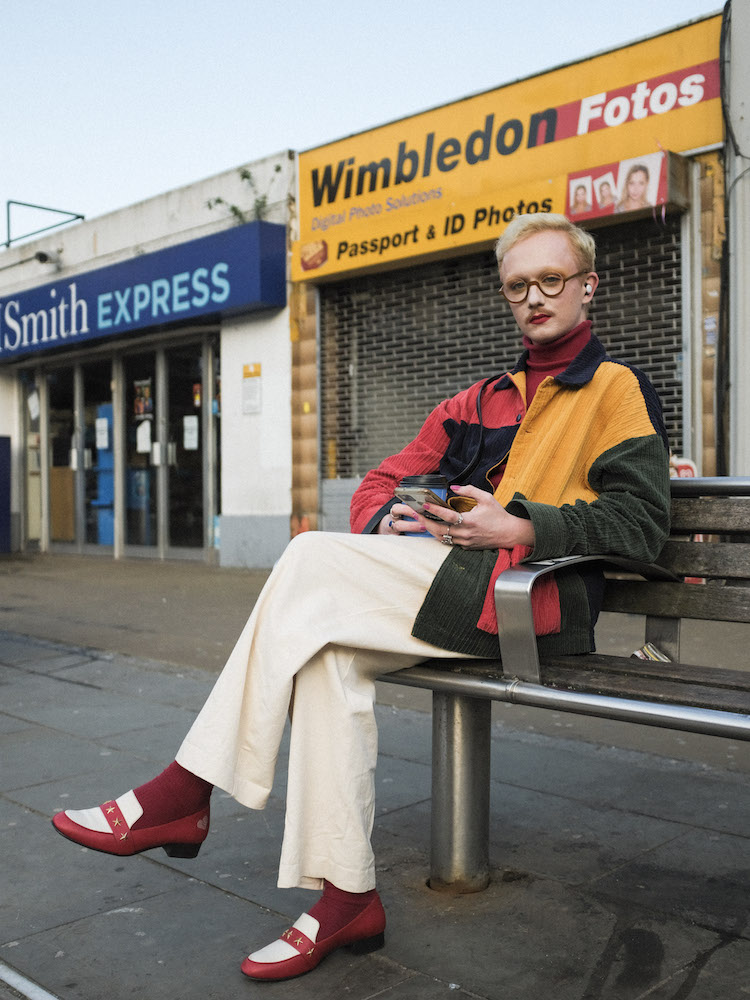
[670,496,750,533]
[401,656,750,714]
[417,657,504,679]
[602,581,750,622]
[540,652,750,691]
[417,654,750,692]
[540,665,750,713]
[656,540,750,579]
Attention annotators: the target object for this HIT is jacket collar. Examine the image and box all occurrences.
[494,330,607,392]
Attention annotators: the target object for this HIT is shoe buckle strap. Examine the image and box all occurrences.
[102,800,130,843]
[281,926,316,957]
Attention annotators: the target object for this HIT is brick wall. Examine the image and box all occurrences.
[320,216,682,487]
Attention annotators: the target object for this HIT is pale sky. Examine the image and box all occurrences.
[5,0,722,242]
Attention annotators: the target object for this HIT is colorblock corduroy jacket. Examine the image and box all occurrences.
[350,328,671,657]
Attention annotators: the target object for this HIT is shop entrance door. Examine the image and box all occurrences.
[46,362,115,552]
[166,344,205,549]
[123,341,213,556]
[123,352,158,549]
[22,379,43,549]
[82,360,114,548]
[48,369,76,545]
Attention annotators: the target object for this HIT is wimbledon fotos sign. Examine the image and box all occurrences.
[292,15,722,280]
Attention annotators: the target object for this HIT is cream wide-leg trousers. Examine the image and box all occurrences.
[176,530,473,893]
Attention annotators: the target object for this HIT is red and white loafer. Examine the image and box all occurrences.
[52,790,209,858]
[241,894,386,981]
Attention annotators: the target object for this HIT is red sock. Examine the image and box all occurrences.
[307,881,378,940]
[131,762,213,829]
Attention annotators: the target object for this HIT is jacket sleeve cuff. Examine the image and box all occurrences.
[505,496,567,560]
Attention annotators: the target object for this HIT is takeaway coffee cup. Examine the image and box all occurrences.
[396,475,448,537]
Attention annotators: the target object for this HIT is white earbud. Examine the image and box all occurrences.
[584,283,592,294]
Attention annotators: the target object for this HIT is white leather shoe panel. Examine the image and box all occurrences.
[64,806,110,833]
[248,938,299,963]
[294,912,320,940]
[248,911,321,964]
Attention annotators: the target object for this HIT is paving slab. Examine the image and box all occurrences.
[2,670,198,741]
[485,724,750,835]
[2,727,145,794]
[641,937,750,1000]
[0,800,189,944]
[0,635,92,669]
[54,656,214,712]
[592,827,750,938]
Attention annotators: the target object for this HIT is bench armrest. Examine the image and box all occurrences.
[494,555,676,683]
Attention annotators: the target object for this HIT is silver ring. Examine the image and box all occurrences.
[441,533,453,546]
[456,513,464,526]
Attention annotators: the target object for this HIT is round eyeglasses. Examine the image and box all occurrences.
[499,269,589,304]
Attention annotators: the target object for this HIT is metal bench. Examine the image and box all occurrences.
[381,477,750,892]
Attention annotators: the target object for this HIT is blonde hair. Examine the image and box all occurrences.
[495,213,596,272]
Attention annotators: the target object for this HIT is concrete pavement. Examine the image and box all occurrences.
[1,553,750,999]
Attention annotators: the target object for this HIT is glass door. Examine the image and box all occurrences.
[166,344,204,549]
[212,343,221,546]
[82,360,114,547]
[23,378,42,549]
[48,369,76,545]
[123,352,158,549]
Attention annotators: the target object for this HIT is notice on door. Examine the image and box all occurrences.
[134,379,153,418]
[95,417,109,451]
[242,363,262,415]
[136,419,152,454]
[183,414,199,451]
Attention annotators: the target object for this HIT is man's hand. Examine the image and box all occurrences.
[378,503,433,535]
[388,484,535,549]
[377,511,403,535]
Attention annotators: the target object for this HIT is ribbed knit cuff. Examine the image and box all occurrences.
[505,497,567,561]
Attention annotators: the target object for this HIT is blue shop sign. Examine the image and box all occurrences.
[0,221,286,362]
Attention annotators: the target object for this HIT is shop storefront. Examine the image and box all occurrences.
[1,155,293,565]
[289,14,727,531]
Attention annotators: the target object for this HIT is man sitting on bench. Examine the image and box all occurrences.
[52,213,671,982]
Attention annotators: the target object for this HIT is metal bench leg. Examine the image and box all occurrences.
[429,691,491,892]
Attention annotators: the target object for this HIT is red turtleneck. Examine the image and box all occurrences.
[524,320,592,406]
